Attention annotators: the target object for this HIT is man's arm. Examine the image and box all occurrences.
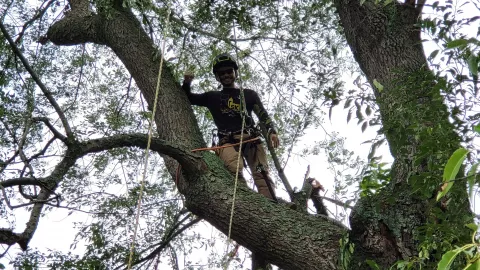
[182,74,209,106]
[250,90,280,148]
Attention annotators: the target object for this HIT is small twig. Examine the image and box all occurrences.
[32,117,67,141]
[115,76,133,118]
[27,137,57,162]
[14,0,56,43]
[319,196,353,209]
[0,0,15,21]
[260,124,294,201]
[1,184,57,210]
[0,244,11,258]
[124,217,202,269]
[43,203,109,215]
[0,21,73,137]
[65,44,86,113]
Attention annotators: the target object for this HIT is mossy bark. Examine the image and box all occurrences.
[334,0,472,268]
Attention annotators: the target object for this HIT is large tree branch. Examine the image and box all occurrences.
[0,132,204,251]
[80,133,205,174]
[0,177,45,188]
[1,134,203,190]
[0,229,27,250]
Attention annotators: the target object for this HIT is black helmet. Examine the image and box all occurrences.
[212,53,238,74]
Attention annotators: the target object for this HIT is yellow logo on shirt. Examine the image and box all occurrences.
[228,97,240,111]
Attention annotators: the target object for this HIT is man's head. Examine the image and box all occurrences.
[212,53,238,87]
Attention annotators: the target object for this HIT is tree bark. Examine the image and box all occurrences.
[334,0,472,268]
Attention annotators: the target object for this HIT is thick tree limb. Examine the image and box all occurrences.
[0,177,45,188]
[0,132,204,251]
[416,0,426,13]
[0,229,27,250]
[80,133,205,174]
[334,0,471,267]
[1,134,203,189]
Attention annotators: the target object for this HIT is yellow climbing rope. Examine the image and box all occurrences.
[224,20,248,268]
[126,7,172,270]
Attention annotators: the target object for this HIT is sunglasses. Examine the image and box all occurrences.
[216,68,235,76]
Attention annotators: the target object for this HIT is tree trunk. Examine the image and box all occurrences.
[334,0,472,268]
[47,1,345,269]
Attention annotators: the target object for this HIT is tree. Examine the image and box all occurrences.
[0,0,478,269]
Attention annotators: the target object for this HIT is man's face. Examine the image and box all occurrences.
[215,66,236,86]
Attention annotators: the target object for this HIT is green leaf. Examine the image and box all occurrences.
[438,248,466,270]
[373,79,383,92]
[0,263,4,269]
[365,105,372,116]
[437,148,469,201]
[446,39,468,49]
[444,148,469,181]
[464,260,480,270]
[366,259,380,270]
[465,223,478,232]
[429,49,440,60]
[383,0,393,6]
[361,121,368,133]
[474,124,480,134]
[467,163,479,200]
[360,0,366,5]
[468,54,478,77]
[344,98,353,109]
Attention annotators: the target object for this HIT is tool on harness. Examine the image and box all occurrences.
[211,129,218,147]
[217,127,261,145]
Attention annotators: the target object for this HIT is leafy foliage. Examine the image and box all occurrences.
[0,0,479,269]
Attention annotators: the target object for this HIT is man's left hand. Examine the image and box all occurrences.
[270,133,280,148]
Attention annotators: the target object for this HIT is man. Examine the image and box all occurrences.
[182,53,280,200]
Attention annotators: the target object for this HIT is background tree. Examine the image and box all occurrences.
[0,0,479,269]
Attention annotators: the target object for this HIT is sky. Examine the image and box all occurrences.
[1,0,480,269]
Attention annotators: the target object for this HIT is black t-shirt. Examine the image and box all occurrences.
[182,83,276,135]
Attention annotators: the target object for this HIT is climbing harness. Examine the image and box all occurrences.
[174,137,260,185]
[126,6,171,270]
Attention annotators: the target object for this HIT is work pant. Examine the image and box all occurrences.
[217,135,275,200]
